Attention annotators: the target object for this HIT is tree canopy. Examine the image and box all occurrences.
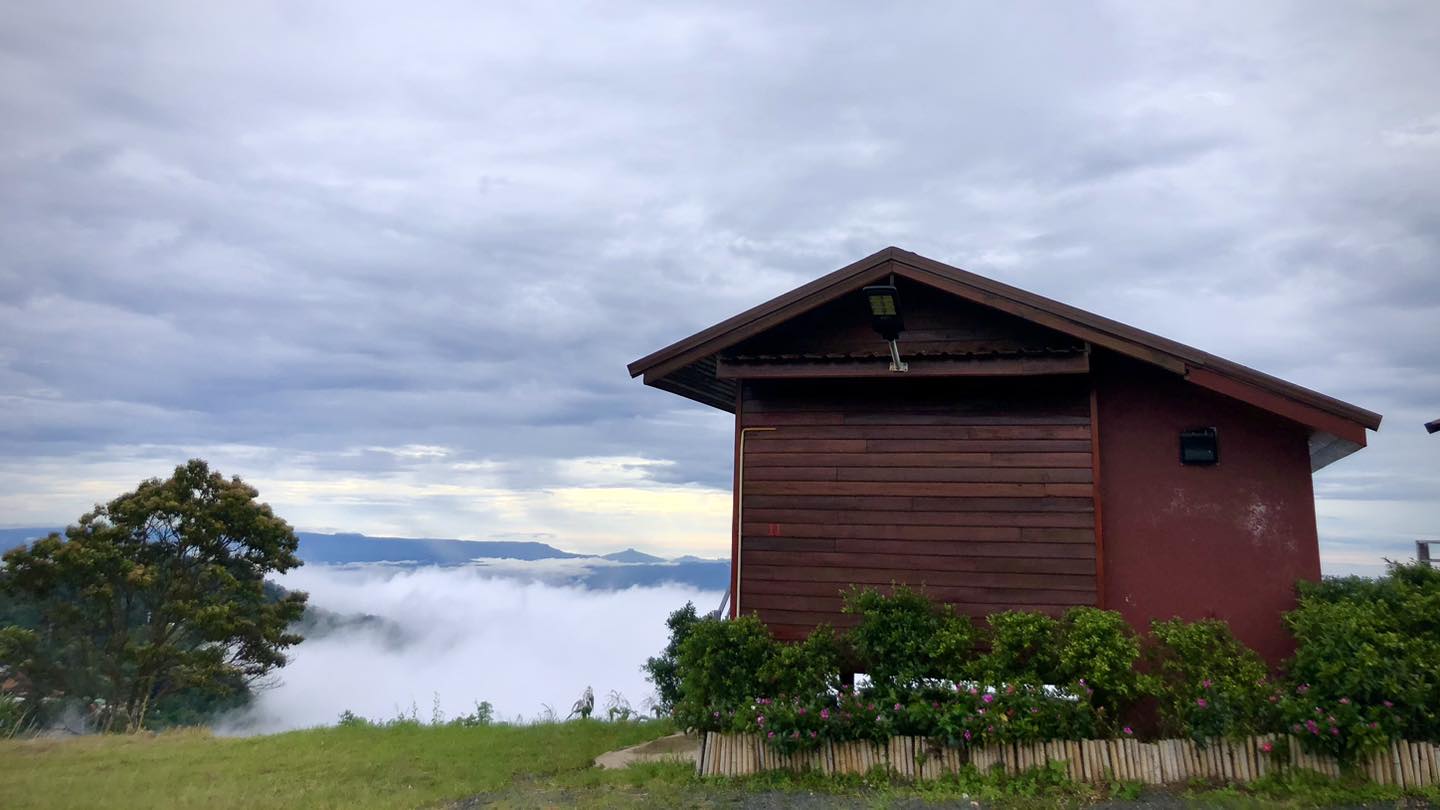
[0,459,307,732]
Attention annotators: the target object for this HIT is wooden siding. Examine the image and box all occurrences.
[738,377,1097,640]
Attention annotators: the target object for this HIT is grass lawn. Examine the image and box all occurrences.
[5,722,1439,809]
[0,720,673,810]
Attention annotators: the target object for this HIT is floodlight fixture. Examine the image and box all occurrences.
[1426,418,1440,435]
[862,283,908,372]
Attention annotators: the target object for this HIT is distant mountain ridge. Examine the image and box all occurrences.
[0,528,728,592]
[294,532,587,565]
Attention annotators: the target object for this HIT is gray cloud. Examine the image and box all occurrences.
[1,1,1437,569]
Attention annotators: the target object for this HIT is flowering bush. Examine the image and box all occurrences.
[1276,685,1403,761]
[1149,618,1273,740]
[1053,607,1153,719]
[652,568,1440,759]
[1285,562,1440,745]
[673,615,777,731]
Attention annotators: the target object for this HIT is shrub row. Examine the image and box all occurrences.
[643,562,1440,762]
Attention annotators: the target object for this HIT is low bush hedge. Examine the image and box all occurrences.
[645,562,1440,763]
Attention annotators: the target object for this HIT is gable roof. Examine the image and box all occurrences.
[628,246,1381,470]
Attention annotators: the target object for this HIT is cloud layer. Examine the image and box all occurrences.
[1,2,1437,570]
[222,564,718,734]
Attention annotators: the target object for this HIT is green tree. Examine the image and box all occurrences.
[642,602,701,716]
[0,460,307,732]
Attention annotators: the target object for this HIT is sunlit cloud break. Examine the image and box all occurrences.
[219,565,718,735]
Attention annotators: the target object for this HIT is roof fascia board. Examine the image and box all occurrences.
[1186,367,1368,447]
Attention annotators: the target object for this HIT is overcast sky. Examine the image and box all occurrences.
[1,2,1436,571]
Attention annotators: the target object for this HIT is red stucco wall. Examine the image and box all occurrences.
[1093,354,1321,664]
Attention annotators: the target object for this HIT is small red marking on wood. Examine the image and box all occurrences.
[768,523,780,536]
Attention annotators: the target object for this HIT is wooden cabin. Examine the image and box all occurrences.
[627,247,1381,662]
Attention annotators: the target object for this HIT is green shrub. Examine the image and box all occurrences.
[1283,561,1440,753]
[0,692,32,738]
[978,611,1061,684]
[842,585,977,692]
[1149,618,1272,740]
[1054,607,1151,724]
[642,602,701,716]
[673,615,777,732]
[759,625,844,699]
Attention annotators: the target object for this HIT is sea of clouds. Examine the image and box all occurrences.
[219,564,719,735]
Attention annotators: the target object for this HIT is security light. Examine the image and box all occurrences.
[1426,418,1440,434]
[862,284,908,372]
[863,284,904,340]
[1180,428,1219,465]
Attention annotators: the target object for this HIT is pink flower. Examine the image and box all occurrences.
[963,730,972,741]
[820,708,830,720]
[1369,722,1379,730]
[712,712,720,719]
[1030,707,1039,715]
[1196,698,1208,708]
[1201,679,1213,689]
[1383,700,1394,708]
[1261,742,1274,753]
[1330,727,1340,737]
[810,730,817,738]
[894,703,902,711]
[1339,698,1350,705]
[767,731,774,738]
[756,715,765,725]
[792,730,800,739]
[1296,684,1310,695]
[1123,726,1134,736]
[797,708,806,716]
[982,694,994,704]
[1305,719,1319,735]
[932,702,940,710]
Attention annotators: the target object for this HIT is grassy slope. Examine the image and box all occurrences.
[7,723,1440,809]
[0,721,672,810]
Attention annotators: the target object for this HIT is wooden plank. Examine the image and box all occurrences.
[830,538,1095,559]
[740,555,1095,581]
[743,566,1096,593]
[738,424,1092,440]
[743,494,1093,512]
[833,467,1093,484]
[865,439,1093,453]
[747,452,995,467]
[746,480,1057,497]
[742,522,1023,541]
[745,439,869,454]
[716,354,1090,379]
[843,413,1091,426]
[744,508,1095,527]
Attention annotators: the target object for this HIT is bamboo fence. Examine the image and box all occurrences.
[697,732,1440,788]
